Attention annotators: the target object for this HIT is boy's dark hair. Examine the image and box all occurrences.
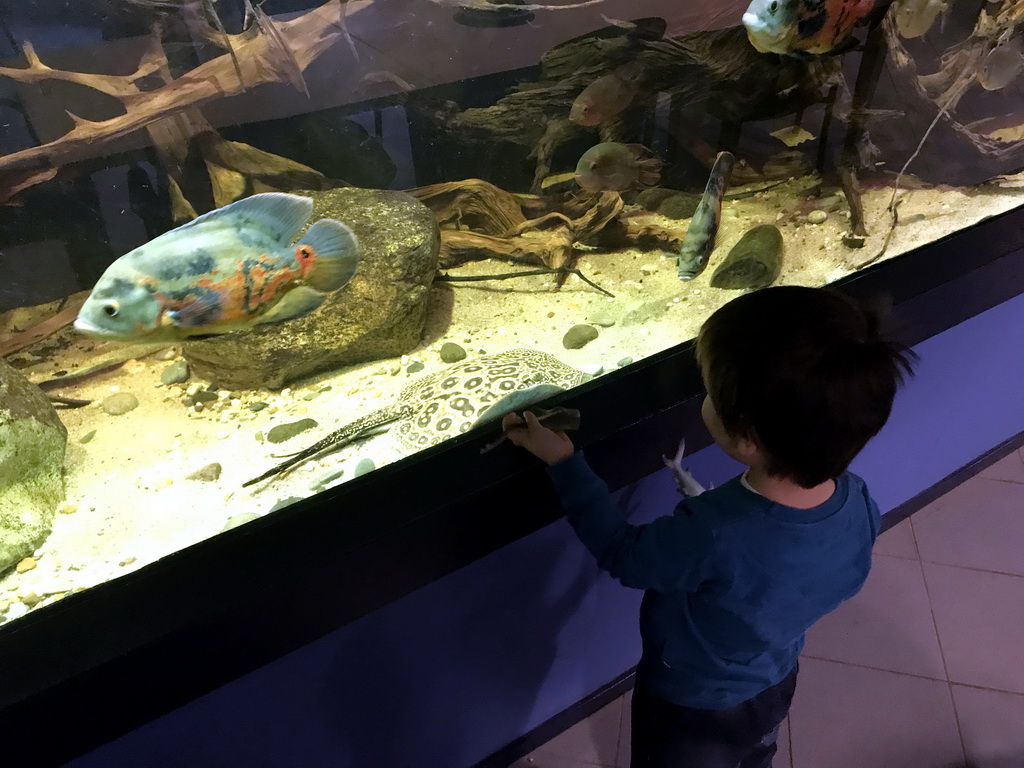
[696,286,916,488]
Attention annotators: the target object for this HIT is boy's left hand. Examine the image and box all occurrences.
[502,411,575,466]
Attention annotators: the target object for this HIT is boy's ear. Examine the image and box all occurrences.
[733,433,762,464]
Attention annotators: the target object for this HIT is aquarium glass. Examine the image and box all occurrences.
[2,0,1023,624]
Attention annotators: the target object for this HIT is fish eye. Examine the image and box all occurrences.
[102,301,119,318]
[769,1,778,11]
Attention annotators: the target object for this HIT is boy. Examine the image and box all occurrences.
[502,286,916,768]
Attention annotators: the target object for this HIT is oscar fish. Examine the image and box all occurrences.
[575,142,662,192]
[74,193,359,342]
[742,0,885,56]
[677,151,735,280]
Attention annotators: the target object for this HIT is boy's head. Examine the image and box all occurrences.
[696,286,916,488]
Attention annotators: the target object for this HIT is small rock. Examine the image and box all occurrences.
[221,512,261,532]
[562,324,599,350]
[255,431,265,442]
[587,308,617,328]
[310,468,346,491]
[406,361,425,374]
[354,458,376,477]
[15,557,37,573]
[656,193,702,220]
[20,591,41,608]
[579,363,604,377]
[119,556,137,567]
[186,462,223,482]
[101,392,139,415]
[188,389,219,407]
[617,356,634,368]
[302,391,321,401]
[154,347,179,361]
[807,210,828,224]
[633,187,678,210]
[622,299,667,326]
[79,430,96,444]
[269,497,303,513]
[160,360,190,386]
[248,401,269,412]
[266,418,319,444]
[58,503,78,515]
[639,264,657,275]
[439,342,467,363]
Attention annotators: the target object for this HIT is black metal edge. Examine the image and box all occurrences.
[475,668,638,768]
[1,205,1023,764]
[478,429,1024,768]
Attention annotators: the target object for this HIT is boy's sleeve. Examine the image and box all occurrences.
[547,451,714,592]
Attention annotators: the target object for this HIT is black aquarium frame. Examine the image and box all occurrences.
[2,204,1024,764]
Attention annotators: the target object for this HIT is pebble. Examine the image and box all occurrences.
[248,401,269,412]
[617,357,634,368]
[188,389,219,407]
[579,363,605,377]
[587,308,617,328]
[266,418,318,444]
[269,497,303,513]
[101,392,139,415]
[354,458,376,477]
[186,462,223,482]
[79,430,96,444]
[160,361,190,386]
[58,502,78,515]
[119,556,137,567]
[639,264,657,275]
[20,591,41,608]
[154,347,178,361]
[310,468,346,491]
[562,324,599,350]
[221,512,261,532]
[439,342,467,363]
[407,361,425,374]
[16,557,37,573]
[807,210,828,224]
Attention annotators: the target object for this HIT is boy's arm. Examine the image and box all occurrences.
[547,452,714,592]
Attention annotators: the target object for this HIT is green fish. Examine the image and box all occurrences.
[677,151,735,280]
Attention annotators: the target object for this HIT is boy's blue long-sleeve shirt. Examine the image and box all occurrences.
[547,451,881,710]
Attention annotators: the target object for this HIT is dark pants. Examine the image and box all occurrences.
[630,663,798,768]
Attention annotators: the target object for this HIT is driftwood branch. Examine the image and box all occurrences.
[0,1,344,202]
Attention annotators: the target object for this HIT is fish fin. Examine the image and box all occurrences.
[255,285,325,324]
[298,219,360,292]
[624,143,651,159]
[183,193,313,244]
[167,292,223,328]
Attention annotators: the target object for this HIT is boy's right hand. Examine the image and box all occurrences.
[502,411,576,466]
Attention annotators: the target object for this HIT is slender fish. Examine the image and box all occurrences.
[677,151,735,280]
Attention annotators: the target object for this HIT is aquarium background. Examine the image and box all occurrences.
[2,0,1024,627]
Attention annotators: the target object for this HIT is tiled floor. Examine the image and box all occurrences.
[513,447,1024,768]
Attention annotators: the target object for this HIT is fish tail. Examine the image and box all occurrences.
[625,144,663,187]
[298,219,360,292]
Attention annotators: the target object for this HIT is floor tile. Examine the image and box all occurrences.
[775,718,792,768]
[803,555,946,679]
[923,563,1024,694]
[788,657,964,768]
[951,685,1024,768]
[875,517,919,559]
[615,690,631,768]
[912,476,1024,577]
[532,696,622,768]
[977,450,1024,484]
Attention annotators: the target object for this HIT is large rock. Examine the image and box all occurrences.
[0,359,66,572]
[184,188,440,389]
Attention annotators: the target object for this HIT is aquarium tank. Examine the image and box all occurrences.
[1,0,1023,626]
